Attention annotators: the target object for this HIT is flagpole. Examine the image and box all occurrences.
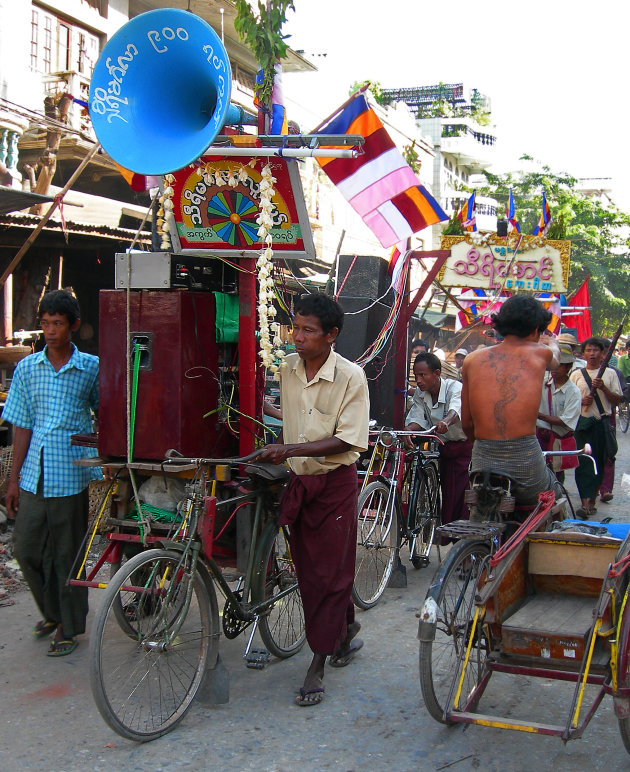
[309,85,368,133]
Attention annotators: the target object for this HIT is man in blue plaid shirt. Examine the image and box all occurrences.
[4,290,100,656]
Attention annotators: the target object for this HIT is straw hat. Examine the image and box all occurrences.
[557,333,578,346]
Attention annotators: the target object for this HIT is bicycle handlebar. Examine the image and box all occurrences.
[542,442,598,474]
[162,448,264,466]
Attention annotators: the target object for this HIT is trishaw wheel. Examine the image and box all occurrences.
[90,549,218,742]
[419,539,490,724]
[615,585,630,754]
[352,481,400,609]
[109,546,147,638]
[253,522,306,658]
[618,401,630,434]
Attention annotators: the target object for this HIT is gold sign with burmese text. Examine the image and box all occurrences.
[439,234,570,293]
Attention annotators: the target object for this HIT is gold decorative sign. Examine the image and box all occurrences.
[439,234,570,293]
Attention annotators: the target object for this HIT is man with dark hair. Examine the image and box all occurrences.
[258,293,369,707]
[461,295,560,510]
[569,337,623,517]
[618,339,630,380]
[4,289,100,656]
[405,352,472,527]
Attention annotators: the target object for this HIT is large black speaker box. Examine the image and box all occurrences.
[334,256,398,427]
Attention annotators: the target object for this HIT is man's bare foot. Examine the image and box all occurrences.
[329,621,363,668]
[296,652,326,706]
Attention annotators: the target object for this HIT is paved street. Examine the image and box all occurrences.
[2,429,630,771]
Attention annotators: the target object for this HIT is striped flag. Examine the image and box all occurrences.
[533,191,552,235]
[315,94,447,248]
[506,189,521,233]
[457,190,477,232]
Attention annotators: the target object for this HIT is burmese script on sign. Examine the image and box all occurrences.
[439,235,570,293]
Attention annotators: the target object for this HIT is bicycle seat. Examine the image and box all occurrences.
[243,463,291,482]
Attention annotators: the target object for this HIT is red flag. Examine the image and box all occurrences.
[567,279,592,342]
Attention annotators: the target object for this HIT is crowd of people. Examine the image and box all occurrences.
[4,288,626,714]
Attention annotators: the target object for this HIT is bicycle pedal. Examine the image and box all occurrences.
[245,648,270,669]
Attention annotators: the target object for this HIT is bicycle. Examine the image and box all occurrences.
[352,427,443,610]
[87,452,305,742]
[618,399,630,433]
[417,445,596,724]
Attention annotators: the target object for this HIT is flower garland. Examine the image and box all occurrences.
[255,163,284,375]
[157,173,175,251]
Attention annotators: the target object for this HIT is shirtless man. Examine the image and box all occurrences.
[461,295,560,508]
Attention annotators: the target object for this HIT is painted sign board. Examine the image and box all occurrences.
[439,234,570,293]
[169,156,315,259]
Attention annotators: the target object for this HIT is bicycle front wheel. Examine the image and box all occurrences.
[90,549,218,742]
[253,523,306,658]
[619,401,630,433]
[352,481,400,610]
[419,539,490,723]
[410,463,441,569]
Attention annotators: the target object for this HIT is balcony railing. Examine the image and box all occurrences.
[441,123,496,146]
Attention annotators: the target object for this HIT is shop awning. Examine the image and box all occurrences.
[0,186,54,215]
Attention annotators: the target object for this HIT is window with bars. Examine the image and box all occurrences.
[30,4,100,77]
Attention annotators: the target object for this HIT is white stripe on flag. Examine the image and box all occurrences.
[376,199,412,241]
[337,147,410,200]
[349,167,419,217]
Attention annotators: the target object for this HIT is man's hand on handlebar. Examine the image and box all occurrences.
[257,444,293,465]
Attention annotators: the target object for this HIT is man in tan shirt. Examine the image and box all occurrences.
[461,295,560,510]
[259,293,369,707]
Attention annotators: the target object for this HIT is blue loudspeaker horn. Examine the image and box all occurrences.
[89,8,255,176]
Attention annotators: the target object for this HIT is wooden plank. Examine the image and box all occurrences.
[503,593,594,635]
[528,540,615,580]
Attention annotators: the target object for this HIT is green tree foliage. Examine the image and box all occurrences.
[234,0,295,110]
[348,80,388,106]
[478,159,630,334]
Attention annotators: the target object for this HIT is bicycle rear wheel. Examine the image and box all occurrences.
[410,463,441,569]
[90,549,218,742]
[618,401,630,433]
[419,539,490,723]
[253,522,306,658]
[352,481,400,610]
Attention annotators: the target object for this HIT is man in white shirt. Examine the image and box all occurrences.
[405,351,472,526]
[569,337,623,517]
[536,346,581,483]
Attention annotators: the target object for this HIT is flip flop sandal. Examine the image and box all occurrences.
[295,687,324,707]
[329,638,364,668]
[32,620,57,639]
[47,638,78,657]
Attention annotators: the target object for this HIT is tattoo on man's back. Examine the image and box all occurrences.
[487,351,517,436]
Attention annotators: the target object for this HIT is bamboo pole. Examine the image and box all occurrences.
[0,142,101,288]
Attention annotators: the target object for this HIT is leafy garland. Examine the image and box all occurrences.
[234,0,295,110]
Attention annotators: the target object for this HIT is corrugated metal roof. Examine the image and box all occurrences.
[0,212,151,242]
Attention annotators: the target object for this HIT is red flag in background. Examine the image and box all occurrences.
[567,279,592,341]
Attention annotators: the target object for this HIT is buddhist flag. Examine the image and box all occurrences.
[533,191,552,236]
[506,189,521,233]
[457,190,477,232]
[314,93,447,248]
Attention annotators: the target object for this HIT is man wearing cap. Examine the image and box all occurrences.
[557,332,586,371]
[454,348,467,372]
[617,340,630,381]
[536,346,582,484]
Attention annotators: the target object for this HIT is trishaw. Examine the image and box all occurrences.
[417,451,630,754]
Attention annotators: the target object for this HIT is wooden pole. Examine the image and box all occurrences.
[0,142,101,288]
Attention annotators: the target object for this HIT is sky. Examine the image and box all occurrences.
[281,0,630,210]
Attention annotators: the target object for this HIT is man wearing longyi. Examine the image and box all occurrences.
[461,295,560,510]
[258,293,369,707]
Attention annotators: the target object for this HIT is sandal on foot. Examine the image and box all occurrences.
[32,620,57,639]
[47,638,78,657]
[329,638,364,668]
[575,507,589,520]
[295,687,324,707]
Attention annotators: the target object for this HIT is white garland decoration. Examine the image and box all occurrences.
[256,163,283,375]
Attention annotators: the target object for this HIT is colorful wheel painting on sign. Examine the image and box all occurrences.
[206,190,259,247]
